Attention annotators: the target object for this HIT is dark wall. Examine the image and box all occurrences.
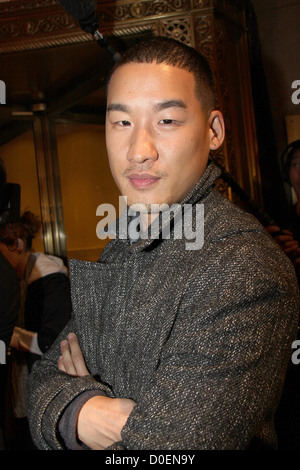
[252,0,300,161]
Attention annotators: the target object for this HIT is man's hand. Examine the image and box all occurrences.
[10,326,42,354]
[58,333,90,377]
[10,326,23,350]
[77,395,136,449]
[266,225,300,261]
[57,332,136,449]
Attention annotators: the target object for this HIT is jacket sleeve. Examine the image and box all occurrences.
[0,254,20,348]
[110,239,299,450]
[27,316,113,450]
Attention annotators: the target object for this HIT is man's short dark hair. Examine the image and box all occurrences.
[107,37,216,115]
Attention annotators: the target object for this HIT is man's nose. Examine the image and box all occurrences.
[127,127,159,163]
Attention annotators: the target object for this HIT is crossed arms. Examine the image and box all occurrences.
[27,236,299,450]
[58,332,135,449]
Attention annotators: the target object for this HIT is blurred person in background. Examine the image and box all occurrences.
[0,210,72,449]
[0,158,20,450]
[267,140,300,279]
[0,158,20,349]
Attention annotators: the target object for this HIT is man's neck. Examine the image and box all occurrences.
[140,212,160,232]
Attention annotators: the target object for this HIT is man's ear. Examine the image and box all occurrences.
[208,110,225,150]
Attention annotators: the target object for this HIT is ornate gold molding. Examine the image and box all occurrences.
[97,0,191,22]
[0,0,247,54]
[0,0,190,53]
[159,16,194,45]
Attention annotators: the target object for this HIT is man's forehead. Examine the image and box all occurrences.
[108,62,195,89]
[107,62,198,109]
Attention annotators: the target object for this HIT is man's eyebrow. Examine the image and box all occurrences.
[107,100,187,113]
[106,103,130,113]
[154,100,187,111]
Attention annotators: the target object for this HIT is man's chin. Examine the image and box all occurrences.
[127,201,171,214]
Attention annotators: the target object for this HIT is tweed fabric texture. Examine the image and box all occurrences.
[27,162,299,450]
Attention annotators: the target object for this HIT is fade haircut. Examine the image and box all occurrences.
[107,36,216,116]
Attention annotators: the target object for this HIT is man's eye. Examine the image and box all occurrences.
[159,119,174,125]
[118,120,131,126]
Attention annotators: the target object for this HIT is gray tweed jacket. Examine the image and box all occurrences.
[27,162,299,450]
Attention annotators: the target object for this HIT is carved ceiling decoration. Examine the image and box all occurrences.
[0,0,245,53]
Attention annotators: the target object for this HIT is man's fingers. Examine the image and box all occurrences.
[60,339,78,376]
[67,333,90,376]
[58,355,66,373]
[58,333,90,377]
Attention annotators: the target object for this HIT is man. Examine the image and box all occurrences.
[0,211,72,450]
[0,159,20,449]
[288,140,300,215]
[267,140,300,276]
[266,140,300,449]
[0,159,20,349]
[0,247,20,349]
[27,37,299,450]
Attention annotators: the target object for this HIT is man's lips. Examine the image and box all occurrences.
[126,172,161,188]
